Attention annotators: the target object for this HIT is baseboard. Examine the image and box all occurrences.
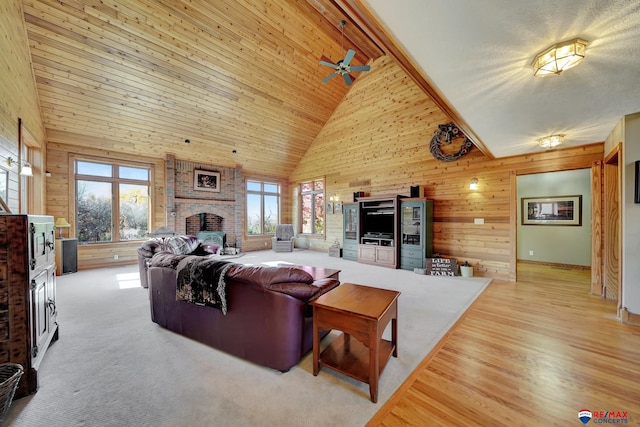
[620,307,640,326]
[517,259,590,271]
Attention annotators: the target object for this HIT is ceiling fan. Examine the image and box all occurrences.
[319,21,370,86]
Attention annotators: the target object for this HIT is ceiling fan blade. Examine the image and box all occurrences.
[342,73,353,86]
[322,72,338,83]
[319,60,339,69]
[343,49,356,67]
[349,65,370,72]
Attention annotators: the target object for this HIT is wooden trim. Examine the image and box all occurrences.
[603,143,623,313]
[517,259,591,271]
[620,307,640,326]
[509,171,517,282]
[337,0,493,159]
[591,160,603,295]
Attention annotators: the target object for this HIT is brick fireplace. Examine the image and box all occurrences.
[165,156,242,250]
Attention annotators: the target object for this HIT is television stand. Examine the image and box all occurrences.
[357,195,400,268]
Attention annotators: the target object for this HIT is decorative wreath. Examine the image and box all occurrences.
[429,123,474,162]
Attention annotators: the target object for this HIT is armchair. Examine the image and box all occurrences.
[272,224,295,252]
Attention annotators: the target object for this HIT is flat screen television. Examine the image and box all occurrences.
[362,211,394,237]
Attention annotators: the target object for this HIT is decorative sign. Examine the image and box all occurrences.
[425,258,458,276]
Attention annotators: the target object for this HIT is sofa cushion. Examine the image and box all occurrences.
[164,235,201,255]
[226,265,313,287]
[138,239,161,258]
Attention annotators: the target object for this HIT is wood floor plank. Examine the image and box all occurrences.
[368,263,640,426]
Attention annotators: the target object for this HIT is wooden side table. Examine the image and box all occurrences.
[311,283,400,403]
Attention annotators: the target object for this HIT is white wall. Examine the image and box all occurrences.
[517,169,592,266]
[622,113,640,314]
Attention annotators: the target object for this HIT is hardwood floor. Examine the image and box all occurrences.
[368,263,640,426]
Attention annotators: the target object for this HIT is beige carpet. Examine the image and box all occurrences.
[5,250,490,427]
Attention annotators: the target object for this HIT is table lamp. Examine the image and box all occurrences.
[55,218,71,239]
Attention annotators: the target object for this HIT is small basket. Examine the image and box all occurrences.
[0,363,23,424]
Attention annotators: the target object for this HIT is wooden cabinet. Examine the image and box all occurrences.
[400,198,433,270]
[342,203,359,261]
[0,215,59,398]
[357,196,400,268]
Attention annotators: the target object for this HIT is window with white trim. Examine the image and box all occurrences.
[75,159,150,243]
[246,180,280,235]
[300,179,324,235]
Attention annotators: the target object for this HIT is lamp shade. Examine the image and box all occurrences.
[532,38,587,77]
[19,163,33,176]
[55,218,71,228]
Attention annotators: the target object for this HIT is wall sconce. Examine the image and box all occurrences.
[55,218,71,239]
[469,178,479,190]
[532,38,588,77]
[538,134,565,149]
[6,157,33,176]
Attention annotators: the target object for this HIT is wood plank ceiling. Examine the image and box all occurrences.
[22,0,384,178]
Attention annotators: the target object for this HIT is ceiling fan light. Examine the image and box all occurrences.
[532,38,587,77]
[538,134,565,149]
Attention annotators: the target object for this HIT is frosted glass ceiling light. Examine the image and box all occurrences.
[532,38,587,77]
[538,134,565,149]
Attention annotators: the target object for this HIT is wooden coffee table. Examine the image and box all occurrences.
[311,283,400,403]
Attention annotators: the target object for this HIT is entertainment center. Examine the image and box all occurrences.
[343,195,433,269]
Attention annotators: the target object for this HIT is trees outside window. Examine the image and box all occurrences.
[246,180,280,235]
[300,179,324,235]
[76,160,150,243]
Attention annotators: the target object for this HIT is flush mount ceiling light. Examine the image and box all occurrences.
[538,134,565,149]
[532,38,588,77]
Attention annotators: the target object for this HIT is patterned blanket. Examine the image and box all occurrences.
[176,257,235,314]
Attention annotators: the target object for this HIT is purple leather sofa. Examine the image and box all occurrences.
[146,253,340,372]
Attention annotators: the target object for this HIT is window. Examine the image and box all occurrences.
[300,179,324,234]
[75,160,150,243]
[246,180,280,235]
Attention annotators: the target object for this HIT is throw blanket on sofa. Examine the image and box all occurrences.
[176,257,235,314]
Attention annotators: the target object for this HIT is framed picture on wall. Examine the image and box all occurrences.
[521,195,582,226]
[334,201,343,214]
[326,201,334,215]
[194,170,221,193]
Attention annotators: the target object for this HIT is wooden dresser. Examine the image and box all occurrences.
[0,215,59,397]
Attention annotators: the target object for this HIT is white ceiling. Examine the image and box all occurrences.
[362,0,640,158]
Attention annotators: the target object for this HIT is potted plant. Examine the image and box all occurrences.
[460,261,473,277]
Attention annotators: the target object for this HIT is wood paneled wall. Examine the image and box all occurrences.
[291,56,604,281]
[46,142,165,269]
[0,0,46,212]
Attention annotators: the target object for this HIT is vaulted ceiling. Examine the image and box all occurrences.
[22,0,640,180]
[22,0,384,178]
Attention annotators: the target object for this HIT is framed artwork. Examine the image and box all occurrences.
[326,201,334,215]
[194,170,220,192]
[334,201,343,214]
[521,195,582,226]
[635,161,640,203]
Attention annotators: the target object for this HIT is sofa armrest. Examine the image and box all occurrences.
[266,278,339,302]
